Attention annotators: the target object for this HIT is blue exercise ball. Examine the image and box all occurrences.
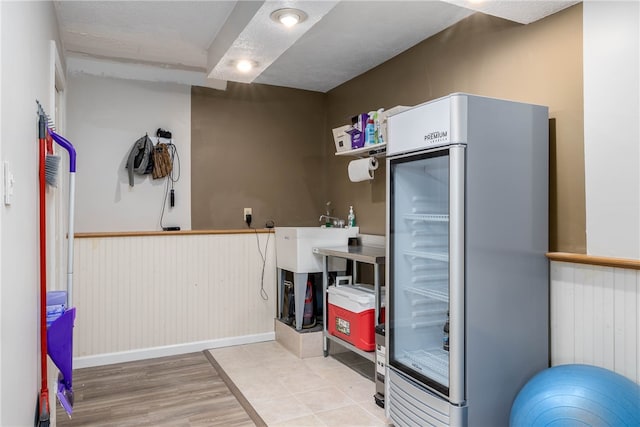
[510,364,640,427]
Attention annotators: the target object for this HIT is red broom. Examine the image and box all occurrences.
[36,114,50,426]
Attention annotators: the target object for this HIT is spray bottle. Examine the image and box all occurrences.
[365,115,375,146]
[375,108,384,144]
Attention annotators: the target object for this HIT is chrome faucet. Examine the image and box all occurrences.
[319,214,344,228]
[320,201,344,227]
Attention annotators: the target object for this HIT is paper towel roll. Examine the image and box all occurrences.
[348,157,379,182]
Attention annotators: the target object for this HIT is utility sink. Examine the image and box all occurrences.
[275,227,359,273]
[275,226,359,331]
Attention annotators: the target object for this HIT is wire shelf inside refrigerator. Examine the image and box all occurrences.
[411,307,448,318]
[411,273,449,283]
[410,242,448,251]
[404,214,449,223]
[410,319,445,329]
[411,229,448,237]
[405,284,449,302]
[404,250,449,262]
[401,348,449,386]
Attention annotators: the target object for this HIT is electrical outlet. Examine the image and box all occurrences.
[243,208,252,221]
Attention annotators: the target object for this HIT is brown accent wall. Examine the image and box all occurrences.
[191,83,327,229]
[325,5,585,252]
[191,5,585,253]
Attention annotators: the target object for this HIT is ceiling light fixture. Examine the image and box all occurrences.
[235,59,256,73]
[270,8,307,28]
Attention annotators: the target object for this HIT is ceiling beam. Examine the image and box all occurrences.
[207,1,265,77]
[208,0,340,84]
[68,54,227,90]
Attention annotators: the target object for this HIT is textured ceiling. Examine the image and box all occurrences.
[54,1,235,71]
[254,1,474,92]
[54,0,580,93]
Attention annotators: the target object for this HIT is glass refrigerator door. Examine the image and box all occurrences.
[389,147,459,398]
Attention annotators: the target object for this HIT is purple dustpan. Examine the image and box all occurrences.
[47,307,76,415]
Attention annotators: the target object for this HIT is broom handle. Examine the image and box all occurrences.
[39,130,48,391]
[48,130,76,307]
[48,130,76,172]
[66,173,75,307]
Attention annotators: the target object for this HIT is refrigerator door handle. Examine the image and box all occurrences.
[449,144,466,405]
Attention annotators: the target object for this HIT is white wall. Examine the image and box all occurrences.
[584,1,640,258]
[0,3,3,422]
[550,2,640,386]
[66,73,192,232]
[0,2,62,425]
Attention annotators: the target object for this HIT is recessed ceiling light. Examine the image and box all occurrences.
[270,8,307,28]
[235,59,256,73]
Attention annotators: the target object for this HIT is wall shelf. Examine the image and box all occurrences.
[335,143,386,158]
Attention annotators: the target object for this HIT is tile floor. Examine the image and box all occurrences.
[208,341,391,427]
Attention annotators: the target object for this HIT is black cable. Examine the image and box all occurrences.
[167,141,181,183]
[159,175,171,229]
[254,227,272,301]
[159,139,180,229]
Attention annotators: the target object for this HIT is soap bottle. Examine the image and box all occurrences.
[347,206,356,227]
[365,117,375,146]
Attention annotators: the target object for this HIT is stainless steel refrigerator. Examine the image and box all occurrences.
[385,93,549,426]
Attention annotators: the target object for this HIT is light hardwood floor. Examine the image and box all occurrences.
[57,351,263,426]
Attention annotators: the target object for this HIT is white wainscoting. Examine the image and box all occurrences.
[72,231,277,367]
[551,260,639,383]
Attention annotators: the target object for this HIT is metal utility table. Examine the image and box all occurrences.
[313,245,386,361]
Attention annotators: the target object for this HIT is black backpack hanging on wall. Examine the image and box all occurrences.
[126,134,154,186]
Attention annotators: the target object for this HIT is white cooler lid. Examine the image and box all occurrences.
[328,285,374,303]
[328,285,385,312]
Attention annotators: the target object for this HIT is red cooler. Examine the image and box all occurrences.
[328,285,385,351]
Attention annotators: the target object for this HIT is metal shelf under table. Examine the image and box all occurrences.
[313,245,386,358]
